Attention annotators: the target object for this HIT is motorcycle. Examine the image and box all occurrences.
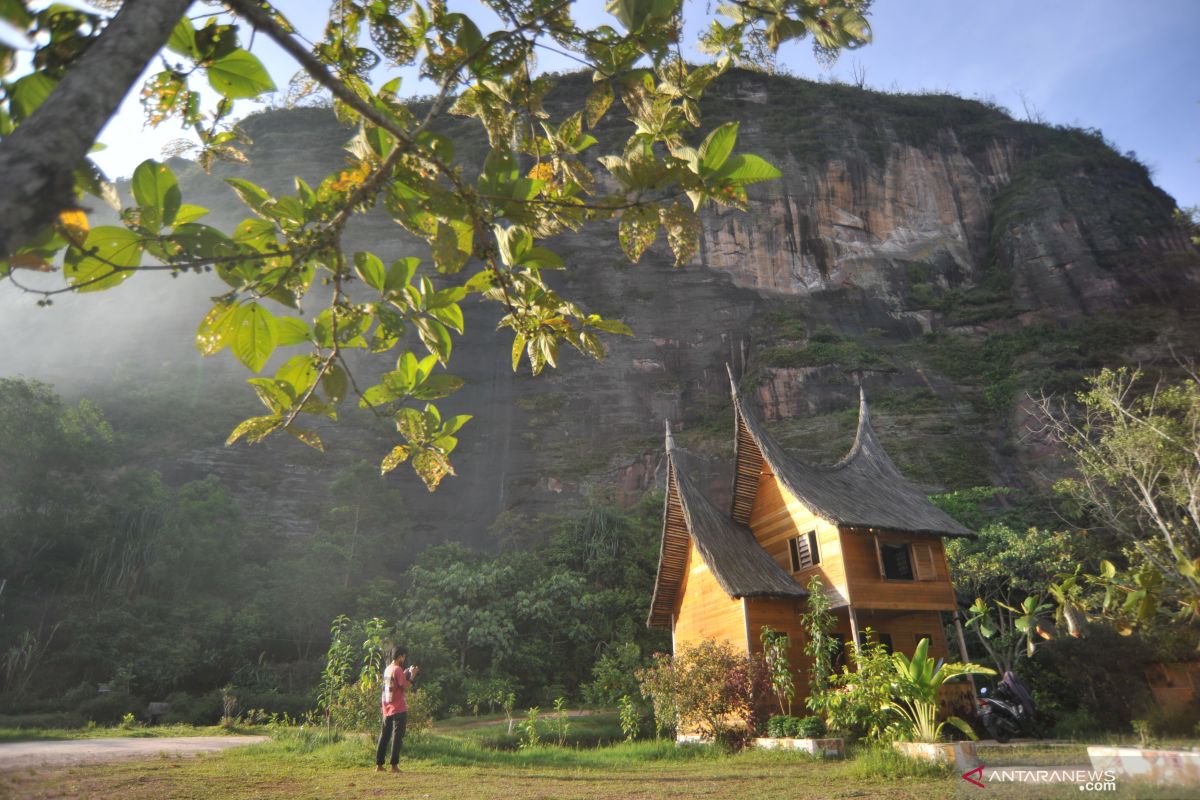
[977,671,1038,743]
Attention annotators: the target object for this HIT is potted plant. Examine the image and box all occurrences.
[885,638,995,770]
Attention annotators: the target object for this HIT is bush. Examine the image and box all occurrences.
[808,634,894,740]
[78,690,143,725]
[1054,709,1101,740]
[766,715,827,738]
[0,712,85,729]
[637,639,769,747]
[793,716,827,738]
[161,691,222,726]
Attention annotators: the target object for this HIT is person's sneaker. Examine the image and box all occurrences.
[375,765,384,772]
[390,765,400,774]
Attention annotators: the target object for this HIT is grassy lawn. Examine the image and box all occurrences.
[5,714,1193,799]
[1,714,959,800]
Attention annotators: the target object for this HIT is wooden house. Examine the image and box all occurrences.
[648,374,976,713]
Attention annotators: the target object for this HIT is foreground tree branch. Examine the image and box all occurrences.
[0,0,194,259]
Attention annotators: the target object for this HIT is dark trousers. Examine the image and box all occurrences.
[375,711,407,766]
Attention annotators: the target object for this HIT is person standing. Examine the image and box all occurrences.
[375,646,418,772]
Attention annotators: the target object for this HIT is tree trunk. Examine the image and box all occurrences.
[0,0,193,259]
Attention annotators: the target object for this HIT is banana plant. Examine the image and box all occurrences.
[883,638,995,743]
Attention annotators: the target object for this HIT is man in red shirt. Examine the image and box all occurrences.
[375,646,418,772]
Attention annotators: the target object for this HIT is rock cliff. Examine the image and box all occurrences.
[2,69,1196,546]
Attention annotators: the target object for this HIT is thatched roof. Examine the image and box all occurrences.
[647,424,807,628]
[729,373,975,538]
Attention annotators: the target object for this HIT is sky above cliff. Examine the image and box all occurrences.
[79,0,1200,209]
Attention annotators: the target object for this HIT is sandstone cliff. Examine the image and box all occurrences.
[1,69,1196,547]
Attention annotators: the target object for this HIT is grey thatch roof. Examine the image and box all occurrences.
[647,424,807,627]
[729,375,975,538]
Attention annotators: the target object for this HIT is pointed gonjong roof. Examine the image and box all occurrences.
[647,422,807,628]
[728,370,975,538]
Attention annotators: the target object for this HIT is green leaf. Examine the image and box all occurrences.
[385,257,419,292]
[433,221,471,274]
[618,204,658,263]
[412,448,454,491]
[658,202,701,266]
[275,317,310,346]
[429,304,464,334]
[172,204,209,225]
[715,153,782,184]
[354,251,386,291]
[495,225,532,267]
[276,354,318,394]
[131,160,182,228]
[511,334,526,372]
[226,414,282,446]
[442,414,472,435]
[230,302,278,373]
[287,428,324,451]
[381,444,412,475]
[9,72,57,121]
[226,178,273,214]
[412,373,464,400]
[416,317,452,365]
[166,16,198,58]
[585,81,614,129]
[207,49,276,99]
[197,302,238,356]
[247,376,294,414]
[63,226,143,292]
[322,364,348,404]
[700,122,738,172]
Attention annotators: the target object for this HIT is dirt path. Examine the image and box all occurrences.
[0,735,269,769]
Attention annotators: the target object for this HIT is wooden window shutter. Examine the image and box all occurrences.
[912,542,936,581]
[873,533,885,578]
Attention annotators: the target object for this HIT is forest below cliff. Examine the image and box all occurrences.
[1,68,1197,731]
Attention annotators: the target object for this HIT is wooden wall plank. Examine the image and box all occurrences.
[673,540,748,653]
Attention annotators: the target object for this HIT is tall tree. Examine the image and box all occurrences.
[0,0,872,489]
[1036,366,1200,628]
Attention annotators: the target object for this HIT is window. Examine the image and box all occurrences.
[911,542,937,581]
[788,530,820,572]
[879,542,914,580]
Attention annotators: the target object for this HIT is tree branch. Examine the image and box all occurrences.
[0,0,194,259]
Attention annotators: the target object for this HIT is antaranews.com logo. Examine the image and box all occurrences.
[962,765,1119,792]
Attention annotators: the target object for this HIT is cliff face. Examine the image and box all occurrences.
[2,69,1197,546]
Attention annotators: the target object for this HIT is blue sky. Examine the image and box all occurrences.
[87,0,1199,208]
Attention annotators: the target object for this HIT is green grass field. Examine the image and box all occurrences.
[1,714,960,800]
[3,714,1191,800]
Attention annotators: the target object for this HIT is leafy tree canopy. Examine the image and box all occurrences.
[0,0,871,489]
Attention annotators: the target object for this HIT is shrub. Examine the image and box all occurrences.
[0,712,84,729]
[583,642,644,707]
[78,690,143,725]
[808,633,894,740]
[793,716,827,738]
[1054,709,1101,740]
[766,715,828,738]
[636,639,770,747]
[162,691,222,726]
[406,688,437,740]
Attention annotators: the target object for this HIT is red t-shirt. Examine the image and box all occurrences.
[381,663,411,716]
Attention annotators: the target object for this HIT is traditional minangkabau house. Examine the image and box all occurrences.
[648,372,977,714]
